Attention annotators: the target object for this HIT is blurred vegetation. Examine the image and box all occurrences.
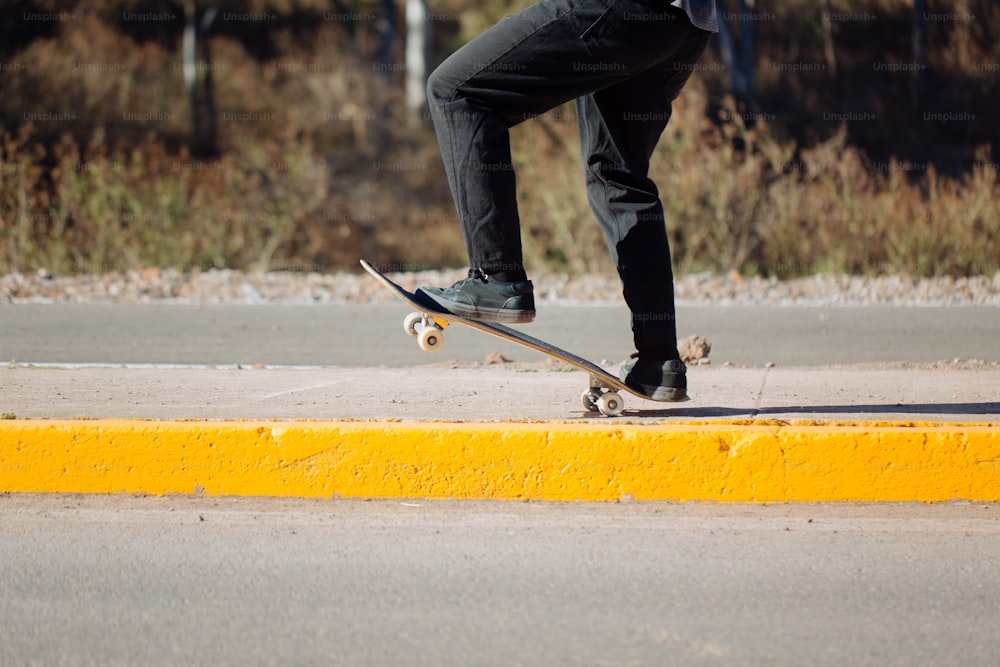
[0,0,998,278]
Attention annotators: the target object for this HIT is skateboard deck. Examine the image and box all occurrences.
[361,259,688,416]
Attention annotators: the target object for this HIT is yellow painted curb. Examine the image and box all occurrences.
[2,420,999,502]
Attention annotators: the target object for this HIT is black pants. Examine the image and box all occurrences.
[426,0,711,358]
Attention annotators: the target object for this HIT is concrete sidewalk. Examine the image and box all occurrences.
[2,363,999,502]
[1,362,998,422]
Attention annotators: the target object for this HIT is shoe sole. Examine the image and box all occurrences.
[624,380,688,402]
[419,291,535,324]
[644,387,689,402]
[451,304,535,324]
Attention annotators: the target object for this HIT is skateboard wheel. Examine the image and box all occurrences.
[418,326,443,352]
[596,392,624,417]
[403,312,422,338]
[581,390,600,412]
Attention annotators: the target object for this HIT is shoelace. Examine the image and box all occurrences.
[454,268,489,287]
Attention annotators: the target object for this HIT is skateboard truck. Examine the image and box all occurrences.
[581,376,625,417]
[403,311,449,352]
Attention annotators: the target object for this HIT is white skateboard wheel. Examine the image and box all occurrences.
[596,392,624,417]
[581,390,600,412]
[403,312,422,338]
[418,326,443,352]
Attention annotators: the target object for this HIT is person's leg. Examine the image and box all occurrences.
[575,22,710,398]
[576,27,709,356]
[425,0,699,280]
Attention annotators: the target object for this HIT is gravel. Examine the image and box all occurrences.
[3,267,1000,306]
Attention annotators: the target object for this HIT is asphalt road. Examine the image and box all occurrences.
[2,303,999,367]
[2,495,999,667]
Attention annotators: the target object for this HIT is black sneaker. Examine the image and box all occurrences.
[621,354,688,402]
[417,269,535,324]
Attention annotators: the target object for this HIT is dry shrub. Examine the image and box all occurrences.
[510,105,610,274]
[511,74,999,279]
[2,0,998,278]
[3,16,185,147]
[0,126,330,273]
[0,17,464,275]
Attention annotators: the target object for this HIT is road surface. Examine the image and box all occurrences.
[2,495,998,667]
[2,303,998,367]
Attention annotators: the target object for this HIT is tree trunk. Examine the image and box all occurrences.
[376,0,397,79]
[199,5,219,157]
[405,0,429,116]
[716,0,754,108]
[183,0,200,151]
[818,0,837,76]
[912,0,927,104]
[912,0,927,65]
[184,1,220,157]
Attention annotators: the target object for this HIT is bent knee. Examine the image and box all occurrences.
[426,64,457,107]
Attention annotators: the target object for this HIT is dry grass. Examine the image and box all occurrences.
[1,0,997,277]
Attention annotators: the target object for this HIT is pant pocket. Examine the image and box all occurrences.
[578,0,624,57]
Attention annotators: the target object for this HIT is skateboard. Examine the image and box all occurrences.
[361,259,688,417]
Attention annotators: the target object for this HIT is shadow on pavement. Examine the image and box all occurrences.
[570,402,1000,420]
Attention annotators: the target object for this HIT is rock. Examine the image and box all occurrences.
[485,352,512,365]
[679,335,711,364]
